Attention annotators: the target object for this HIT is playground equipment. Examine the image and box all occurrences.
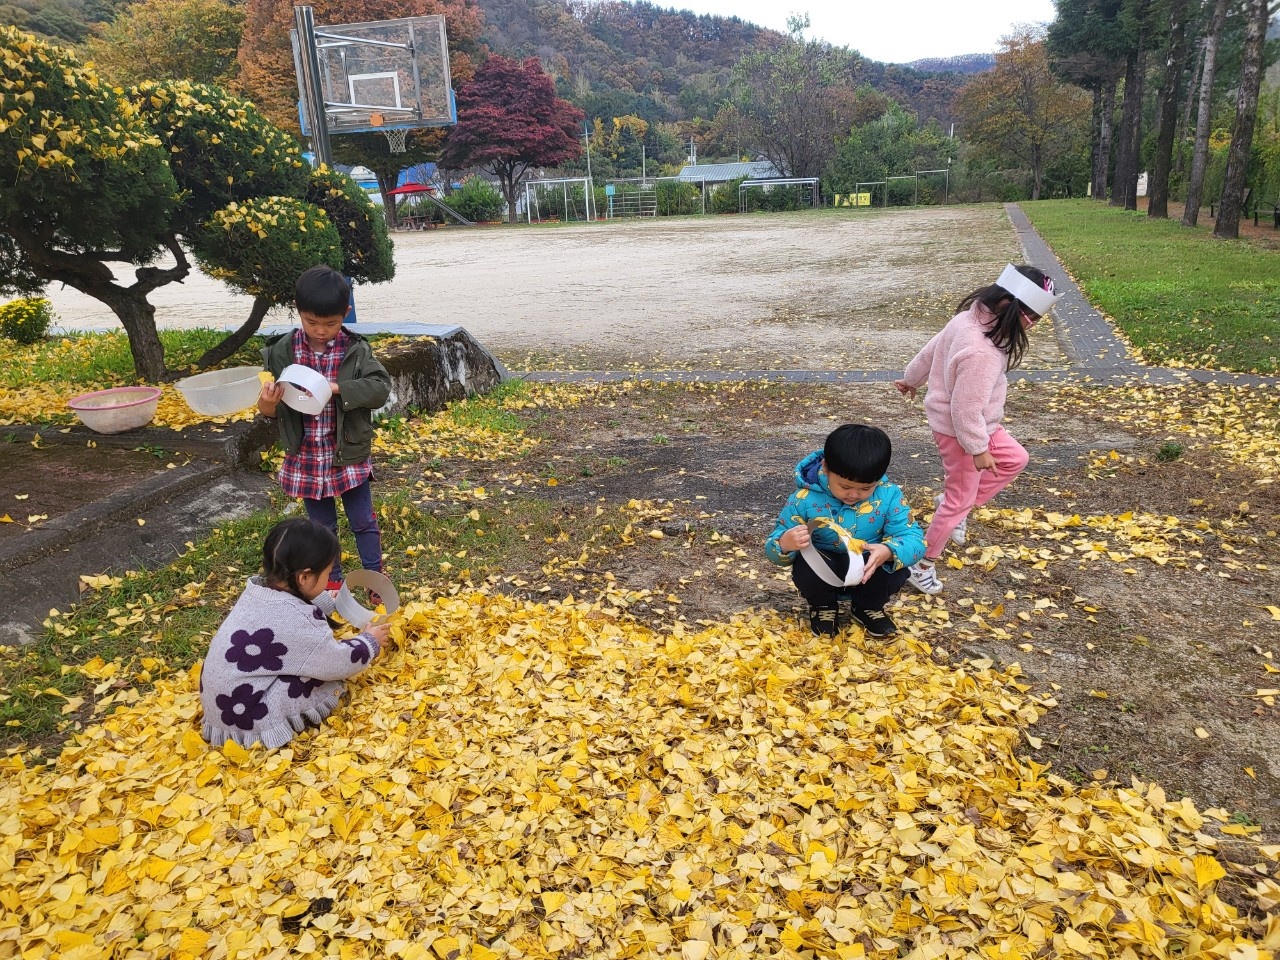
[525,177,594,224]
[738,178,821,213]
[291,7,455,166]
[384,183,475,227]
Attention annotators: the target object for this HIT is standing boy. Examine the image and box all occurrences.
[765,424,926,637]
[257,266,393,591]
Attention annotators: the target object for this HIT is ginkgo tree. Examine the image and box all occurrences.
[0,28,393,381]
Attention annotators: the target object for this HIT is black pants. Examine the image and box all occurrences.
[793,549,910,610]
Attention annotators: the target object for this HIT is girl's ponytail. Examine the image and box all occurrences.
[261,518,340,600]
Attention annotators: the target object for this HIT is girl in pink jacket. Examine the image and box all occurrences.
[894,264,1061,594]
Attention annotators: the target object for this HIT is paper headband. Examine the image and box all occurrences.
[996,264,1061,316]
[801,517,866,587]
[278,363,331,416]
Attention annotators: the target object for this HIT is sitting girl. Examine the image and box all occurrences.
[200,517,388,749]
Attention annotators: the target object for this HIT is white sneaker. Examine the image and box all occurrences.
[908,560,944,594]
[933,493,968,547]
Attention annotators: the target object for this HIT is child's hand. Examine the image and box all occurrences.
[972,451,996,471]
[860,543,893,583]
[366,622,391,649]
[257,379,284,417]
[779,525,811,553]
[329,381,341,396]
[893,380,916,400]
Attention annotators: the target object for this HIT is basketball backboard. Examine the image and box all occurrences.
[291,14,454,137]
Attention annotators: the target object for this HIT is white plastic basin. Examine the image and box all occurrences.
[175,366,262,416]
[66,386,162,434]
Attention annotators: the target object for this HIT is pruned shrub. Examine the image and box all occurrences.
[0,297,54,344]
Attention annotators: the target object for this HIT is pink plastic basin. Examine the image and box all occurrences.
[66,386,163,434]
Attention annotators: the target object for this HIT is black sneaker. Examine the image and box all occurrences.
[808,604,840,636]
[849,607,897,638]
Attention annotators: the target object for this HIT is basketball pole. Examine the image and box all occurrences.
[294,6,334,167]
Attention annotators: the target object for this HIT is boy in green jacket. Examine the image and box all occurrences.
[258,266,393,591]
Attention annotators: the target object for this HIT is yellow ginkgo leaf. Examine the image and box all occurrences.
[1193,855,1226,888]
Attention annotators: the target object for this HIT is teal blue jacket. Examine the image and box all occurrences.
[765,451,926,570]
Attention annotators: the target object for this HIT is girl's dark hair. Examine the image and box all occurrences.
[295,265,350,318]
[261,518,340,599]
[958,264,1048,370]
[825,423,892,483]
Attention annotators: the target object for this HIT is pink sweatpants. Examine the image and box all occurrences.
[925,426,1028,559]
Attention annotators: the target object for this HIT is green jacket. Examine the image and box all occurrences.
[261,329,392,467]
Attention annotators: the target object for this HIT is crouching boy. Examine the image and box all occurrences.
[765,424,926,636]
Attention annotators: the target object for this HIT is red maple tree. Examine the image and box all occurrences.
[441,56,584,223]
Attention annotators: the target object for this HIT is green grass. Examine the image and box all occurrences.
[0,507,282,751]
[0,480,579,755]
[1023,200,1280,374]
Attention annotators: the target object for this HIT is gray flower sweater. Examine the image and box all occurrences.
[200,577,381,750]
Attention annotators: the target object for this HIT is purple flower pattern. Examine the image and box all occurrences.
[281,674,325,699]
[216,683,270,730]
[347,638,372,665]
[225,628,288,673]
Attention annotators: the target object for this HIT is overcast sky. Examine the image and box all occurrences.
[663,0,1060,64]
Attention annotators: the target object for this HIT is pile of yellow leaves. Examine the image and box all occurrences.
[4,589,1277,959]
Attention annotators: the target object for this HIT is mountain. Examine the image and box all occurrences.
[0,0,125,44]
[904,53,996,75]
[474,0,971,130]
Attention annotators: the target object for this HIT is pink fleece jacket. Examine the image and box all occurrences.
[901,304,1010,455]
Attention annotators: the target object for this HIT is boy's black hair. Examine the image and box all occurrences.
[262,517,341,600]
[295,265,351,318]
[824,423,891,483]
[957,264,1050,370]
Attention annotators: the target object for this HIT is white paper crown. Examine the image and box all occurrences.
[996,264,1061,316]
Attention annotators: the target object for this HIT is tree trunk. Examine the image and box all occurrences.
[196,297,273,369]
[1089,85,1104,199]
[1148,0,1190,218]
[1183,0,1229,227]
[377,170,400,230]
[497,165,519,224]
[1096,78,1117,200]
[1213,0,1269,239]
[1031,144,1043,201]
[1175,38,1205,181]
[1112,40,1147,211]
[1110,55,1138,208]
[85,285,169,382]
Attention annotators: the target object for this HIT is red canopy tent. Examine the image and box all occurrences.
[382,183,436,229]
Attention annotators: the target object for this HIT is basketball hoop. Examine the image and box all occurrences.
[383,128,408,154]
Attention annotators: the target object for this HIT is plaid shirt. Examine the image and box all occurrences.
[278,328,373,500]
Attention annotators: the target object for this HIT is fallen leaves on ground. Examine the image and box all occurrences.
[4,587,1279,959]
[1046,382,1280,479]
[0,381,257,431]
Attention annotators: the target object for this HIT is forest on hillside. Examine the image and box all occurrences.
[3,0,1278,228]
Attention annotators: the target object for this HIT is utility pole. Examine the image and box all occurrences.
[583,123,594,220]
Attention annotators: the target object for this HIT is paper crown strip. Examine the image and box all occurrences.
[996,264,1061,316]
[278,363,331,416]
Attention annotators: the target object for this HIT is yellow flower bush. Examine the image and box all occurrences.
[0,297,54,344]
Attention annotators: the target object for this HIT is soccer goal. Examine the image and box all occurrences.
[524,177,595,223]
